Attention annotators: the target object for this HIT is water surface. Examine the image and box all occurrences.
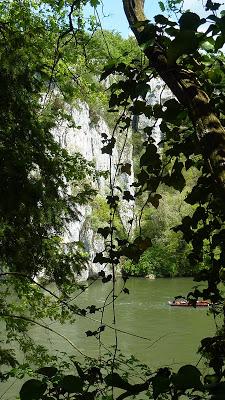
[1,277,216,399]
[35,277,215,367]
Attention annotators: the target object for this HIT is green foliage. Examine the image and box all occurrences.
[0,0,100,373]
[0,0,96,279]
[1,0,225,399]
[122,236,192,278]
[90,194,125,238]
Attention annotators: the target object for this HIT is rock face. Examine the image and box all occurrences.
[53,79,169,280]
[134,78,173,143]
[54,101,135,280]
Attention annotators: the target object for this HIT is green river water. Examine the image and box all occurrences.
[1,277,216,399]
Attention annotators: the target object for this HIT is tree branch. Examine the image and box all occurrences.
[1,313,90,358]
[0,272,153,343]
[122,0,225,191]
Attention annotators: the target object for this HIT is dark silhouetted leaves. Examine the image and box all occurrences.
[163,99,184,120]
[97,227,113,238]
[60,375,83,393]
[123,191,135,201]
[164,159,185,192]
[140,144,160,169]
[98,270,105,278]
[106,195,119,208]
[101,138,116,155]
[93,252,110,264]
[205,0,221,11]
[154,14,175,26]
[172,365,202,390]
[87,304,98,314]
[102,274,112,283]
[148,194,162,208]
[121,237,152,263]
[90,0,100,7]
[152,375,170,399]
[20,379,47,400]
[36,367,58,378]
[179,12,201,31]
[105,373,131,390]
[121,163,132,175]
[85,325,105,337]
[167,31,200,64]
[85,330,95,337]
[138,23,157,46]
[73,362,85,380]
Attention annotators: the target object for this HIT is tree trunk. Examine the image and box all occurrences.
[122,0,225,190]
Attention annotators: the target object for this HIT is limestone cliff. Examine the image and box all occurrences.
[54,101,135,280]
[53,79,170,280]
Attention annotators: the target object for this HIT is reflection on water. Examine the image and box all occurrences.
[0,277,216,399]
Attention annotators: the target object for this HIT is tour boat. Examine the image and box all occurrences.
[168,299,210,307]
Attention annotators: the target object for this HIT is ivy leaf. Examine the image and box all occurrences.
[164,159,185,192]
[172,365,203,390]
[167,31,200,64]
[205,0,221,11]
[20,379,47,400]
[101,137,116,155]
[152,376,170,399]
[85,330,95,337]
[36,367,58,378]
[73,362,85,380]
[100,64,116,81]
[60,375,83,393]
[87,305,98,314]
[93,252,110,264]
[106,195,119,208]
[148,194,162,208]
[215,35,225,51]
[179,12,202,31]
[97,227,112,238]
[163,99,184,123]
[121,163,131,175]
[140,144,160,169]
[102,274,112,283]
[131,99,146,115]
[139,23,157,47]
[98,270,105,278]
[105,373,131,390]
[154,15,174,25]
[123,191,135,201]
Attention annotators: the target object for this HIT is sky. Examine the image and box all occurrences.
[84,0,206,37]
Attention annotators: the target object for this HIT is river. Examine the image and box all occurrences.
[1,277,216,399]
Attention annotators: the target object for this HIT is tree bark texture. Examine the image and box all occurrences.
[122,0,225,190]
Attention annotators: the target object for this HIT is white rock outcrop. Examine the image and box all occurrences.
[54,101,135,280]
